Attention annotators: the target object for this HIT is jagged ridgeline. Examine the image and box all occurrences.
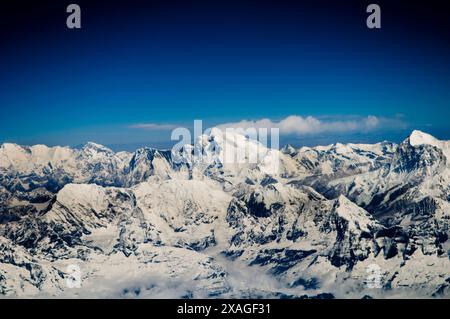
[0,130,449,298]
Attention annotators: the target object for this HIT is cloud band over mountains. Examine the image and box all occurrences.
[131,115,406,135]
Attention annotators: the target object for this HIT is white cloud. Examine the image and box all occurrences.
[129,115,406,136]
[129,123,177,130]
[216,115,397,135]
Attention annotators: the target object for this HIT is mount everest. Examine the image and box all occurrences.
[0,129,449,298]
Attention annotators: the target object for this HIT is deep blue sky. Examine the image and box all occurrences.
[1,0,450,149]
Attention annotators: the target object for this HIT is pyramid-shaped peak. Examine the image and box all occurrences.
[408,130,439,147]
[83,142,113,152]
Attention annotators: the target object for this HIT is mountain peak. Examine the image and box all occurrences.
[0,142,24,152]
[334,195,378,232]
[408,130,439,147]
[281,144,296,155]
[83,142,113,153]
[407,130,450,158]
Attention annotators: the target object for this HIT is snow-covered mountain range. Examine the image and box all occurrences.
[0,130,449,298]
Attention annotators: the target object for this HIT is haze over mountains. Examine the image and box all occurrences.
[0,130,448,298]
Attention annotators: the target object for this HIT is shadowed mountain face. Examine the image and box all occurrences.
[0,130,449,298]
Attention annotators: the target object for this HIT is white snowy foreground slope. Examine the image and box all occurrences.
[0,130,449,298]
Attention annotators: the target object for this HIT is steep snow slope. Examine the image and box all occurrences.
[409,130,450,161]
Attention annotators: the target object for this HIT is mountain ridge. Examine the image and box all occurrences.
[0,130,449,298]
